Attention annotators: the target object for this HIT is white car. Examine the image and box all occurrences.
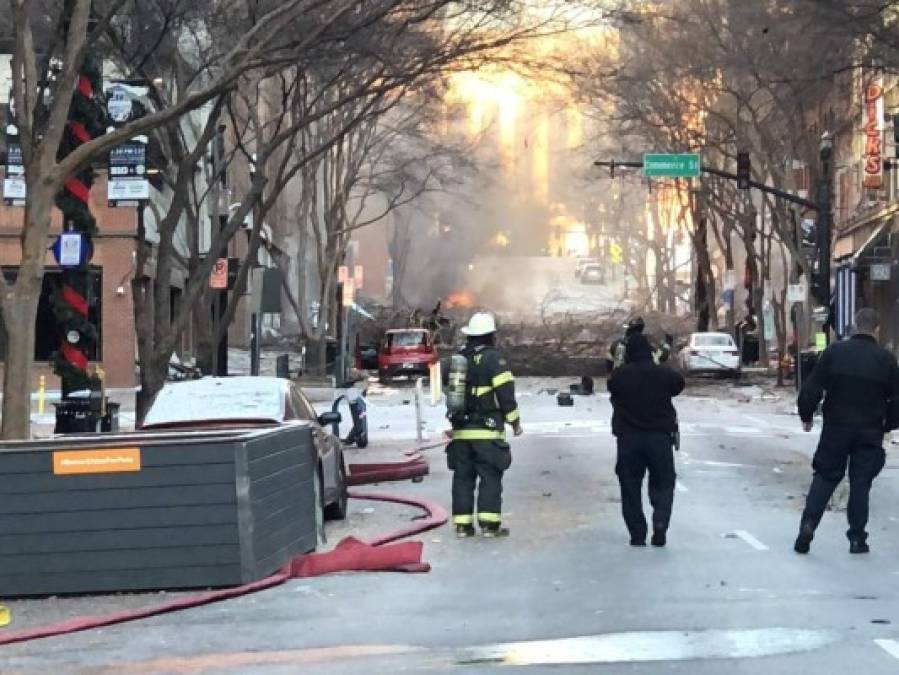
[679,332,741,377]
[575,258,600,278]
[580,263,604,284]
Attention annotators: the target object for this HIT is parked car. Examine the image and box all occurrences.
[580,263,604,284]
[679,332,741,377]
[378,328,439,382]
[141,376,348,520]
[575,257,600,278]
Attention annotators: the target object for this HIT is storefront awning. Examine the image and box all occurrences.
[851,220,891,264]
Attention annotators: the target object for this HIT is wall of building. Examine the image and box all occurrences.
[0,176,137,390]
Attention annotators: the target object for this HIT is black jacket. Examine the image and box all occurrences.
[607,347,685,436]
[798,334,899,431]
[451,344,520,439]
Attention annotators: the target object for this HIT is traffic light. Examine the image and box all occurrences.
[736,151,751,189]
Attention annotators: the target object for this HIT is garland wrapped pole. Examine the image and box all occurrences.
[52,2,106,410]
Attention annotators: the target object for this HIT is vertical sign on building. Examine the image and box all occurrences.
[4,91,25,205]
[863,78,884,190]
[104,81,150,206]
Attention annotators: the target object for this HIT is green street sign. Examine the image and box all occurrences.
[643,153,701,178]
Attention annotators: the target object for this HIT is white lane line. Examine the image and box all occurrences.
[734,529,769,551]
[700,460,749,468]
[676,480,689,493]
[724,426,762,434]
[875,639,899,660]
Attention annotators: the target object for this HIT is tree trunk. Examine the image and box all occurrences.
[194,289,215,375]
[136,353,167,426]
[1,295,40,439]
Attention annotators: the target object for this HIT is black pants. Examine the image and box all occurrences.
[615,433,676,541]
[801,425,886,541]
[449,439,511,526]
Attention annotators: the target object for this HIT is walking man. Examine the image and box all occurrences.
[795,308,899,554]
[608,334,685,546]
[447,312,523,538]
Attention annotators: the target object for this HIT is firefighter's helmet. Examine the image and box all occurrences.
[461,312,497,336]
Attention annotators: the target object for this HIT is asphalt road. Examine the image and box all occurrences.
[6,385,899,674]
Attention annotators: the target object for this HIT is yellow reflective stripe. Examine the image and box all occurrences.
[453,514,474,525]
[505,408,520,423]
[471,386,493,397]
[492,371,514,388]
[453,429,505,441]
[478,512,501,523]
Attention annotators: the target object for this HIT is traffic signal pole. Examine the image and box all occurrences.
[594,160,820,212]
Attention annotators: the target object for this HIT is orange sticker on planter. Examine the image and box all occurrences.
[53,448,141,474]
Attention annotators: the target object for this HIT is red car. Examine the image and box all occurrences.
[378,328,438,382]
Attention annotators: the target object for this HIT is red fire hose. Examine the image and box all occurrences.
[0,451,446,647]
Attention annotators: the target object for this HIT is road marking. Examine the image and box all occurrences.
[676,480,689,493]
[700,460,749,468]
[733,529,769,551]
[458,628,838,665]
[875,639,899,660]
[724,426,761,434]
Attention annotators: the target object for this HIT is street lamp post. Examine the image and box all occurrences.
[815,131,834,308]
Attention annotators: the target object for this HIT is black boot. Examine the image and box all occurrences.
[480,522,509,538]
[455,524,475,538]
[629,536,646,546]
[794,521,816,554]
[849,539,870,554]
[651,528,667,547]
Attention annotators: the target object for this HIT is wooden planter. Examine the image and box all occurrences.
[0,425,317,596]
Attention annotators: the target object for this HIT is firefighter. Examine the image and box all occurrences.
[610,317,671,369]
[447,312,523,538]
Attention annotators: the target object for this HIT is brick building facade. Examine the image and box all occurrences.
[0,175,138,392]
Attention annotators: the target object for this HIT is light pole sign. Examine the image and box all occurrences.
[643,153,701,178]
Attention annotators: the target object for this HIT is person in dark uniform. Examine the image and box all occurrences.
[609,316,646,370]
[608,334,685,546]
[794,308,899,554]
[448,312,523,538]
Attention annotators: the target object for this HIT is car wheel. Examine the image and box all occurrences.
[378,370,389,385]
[323,457,349,521]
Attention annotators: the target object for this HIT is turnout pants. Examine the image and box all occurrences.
[801,425,886,541]
[615,433,676,541]
[448,439,512,527]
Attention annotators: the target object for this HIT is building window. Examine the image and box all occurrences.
[0,267,103,361]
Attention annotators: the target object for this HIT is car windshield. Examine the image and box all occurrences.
[143,377,285,427]
[388,332,428,347]
[693,334,734,347]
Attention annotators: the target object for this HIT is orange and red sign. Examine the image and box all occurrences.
[53,448,141,475]
[209,258,228,289]
[863,81,884,190]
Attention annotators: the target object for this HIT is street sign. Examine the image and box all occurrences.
[870,262,891,281]
[643,153,701,178]
[210,258,228,289]
[609,242,623,264]
[787,284,805,303]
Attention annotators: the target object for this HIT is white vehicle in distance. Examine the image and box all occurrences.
[679,332,741,378]
[580,263,604,284]
[575,257,600,278]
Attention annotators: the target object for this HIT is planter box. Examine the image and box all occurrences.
[0,425,317,596]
